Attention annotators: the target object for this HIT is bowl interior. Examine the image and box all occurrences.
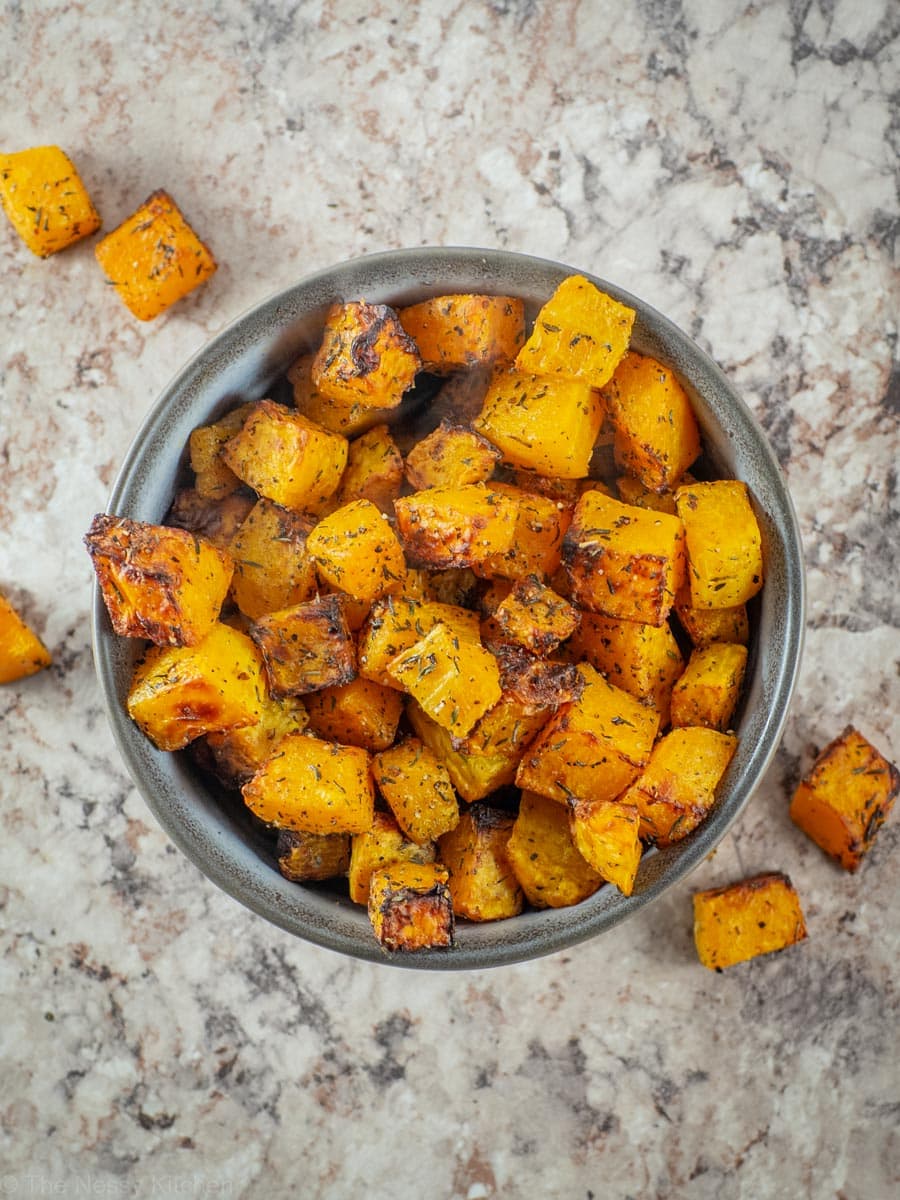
[92,247,805,969]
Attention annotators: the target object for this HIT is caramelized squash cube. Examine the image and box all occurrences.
[0,592,52,683]
[693,873,807,970]
[288,354,396,436]
[312,301,421,409]
[475,483,572,582]
[491,646,585,714]
[306,499,407,603]
[189,403,256,499]
[398,294,525,371]
[276,829,351,882]
[789,726,899,872]
[249,594,356,698]
[570,799,642,897]
[675,585,750,649]
[348,811,436,904]
[358,595,480,688]
[407,701,521,802]
[166,488,254,552]
[0,145,100,257]
[405,421,500,491]
[205,693,308,786]
[228,499,318,620]
[670,642,748,732]
[494,575,580,655]
[506,790,603,908]
[373,737,460,844]
[368,862,454,952]
[675,480,764,609]
[394,484,517,570]
[85,513,233,647]
[304,676,403,753]
[337,424,404,513]
[438,806,523,921]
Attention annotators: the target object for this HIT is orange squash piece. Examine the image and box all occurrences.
[0,593,52,683]
[398,294,525,371]
[693,873,807,970]
[438,805,523,921]
[675,480,764,609]
[0,145,100,257]
[373,737,460,844]
[368,861,455,952]
[306,499,407,603]
[312,301,421,409]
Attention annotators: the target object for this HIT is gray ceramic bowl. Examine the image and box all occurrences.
[92,247,805,969]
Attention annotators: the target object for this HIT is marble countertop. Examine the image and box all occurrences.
[1,2,898,1196]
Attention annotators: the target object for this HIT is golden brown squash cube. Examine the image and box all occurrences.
[347,811,436,904]
[127,623,264,751]
[562,491,685,626]
[0,593,52,684]
[674,581,750,648]
[455,686,555,759]
[473,369,603,479]
[358,595,481,688]
[312,301,421,409]
[506,790,603,908]
[94,189,216,320]
[670,643,748,732]
[398,294,525,371]
[304,676,403,753]
[490,646,585,714]
[205,693,308,786]
[368,861,454,952]
[0,145,100,257]
[619,726,738,845]
[570,799,642,897]
[306,499,407,603]
[404,421,500,491]
[474,483,572,582]
[85,513,233,647]
[407,701,522,802]
[515,275,635,388]
[693,873,807,970]
[494,575,580,656]
[167,487,255,552]
[438,806,523,921]
[189,403,257,500]
[275,829,350,882]
[602,352,701,492]
[249,594,356,698]
[373,737,460,844]
[616,474,678,514]
[387,621,502,737]
[337,424,404,513]
[789,726,899,872]
[228,499,318,620]
[516,663,659,806]
[222,399,348,513]
[242,731,374,834]
[394,483,517,570]
[675,480,764,609]
[288,353,396,436]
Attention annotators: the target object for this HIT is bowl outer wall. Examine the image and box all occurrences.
[91,247,806,970]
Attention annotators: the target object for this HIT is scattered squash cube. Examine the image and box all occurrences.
[494,575,580,655]
[166,488,254,552]
[304,675,403,753]
[368,861,454,952]
[242,731,374,834]
[394,483,517,570]
[407,700,522,802]
[337,424,404,513]
[405,421,500,491]
[358,595,481,688]
[312,301,421,409]
[85,513,233,647]
[474,483,572,582]
[188,403,256,500]
[789,726,899,872]
[348,811,436,904]
[228,499,318,620]
[249,594,356,698]
[675,480,764,609]
[515,274,635,388]
[276,828,351,882]
[0,145,100,257]
[288,353,396,436]
[506,790,603,908]
[398,294,525,371]
[373,737,460,844]
[562,491,685,626]
[205,693,308,786]
[306,499,407,603]
[438,805,523,921]
[693,873,807,970]
[94,189,216,320]
[0,592,52,684]
[570,798,642,897]
[670,642,748,732]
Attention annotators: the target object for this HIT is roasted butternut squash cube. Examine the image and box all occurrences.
[455,687,555,758]
[394,483,517,570]
[0,593,51,684]
[304,676,403,753]
[570,798,642,897]
[249,594,356,698]
[516,663,659,806]
[602,352,700,492]
[405,421,500,491]
[275,829,350,882]
[373,737,460,844]
[205,693,308,786]
[619,726,738,845]
[494,575,580,655]
[438,806,523,921]
[616,474,678,514]
[368,861,454,952]
[515,275,635,388]
[166,488,254,552]
[506,790,603,908]
[337,424,404,513]
[348,811,436,904]
[387,621,502,737]
[126,623,264,751]
[675,481,764,609]
[398,294,525,371]
[358,595,481,688]
[306,499,407,603]
[789,726,899,872]
[474,483,572,582]
[188,403,256,500]
[670,643,748,732]
[242,731,374,834]
[491,646,585,713]
[288,353,396,436]
[562,491,685,626]
[85,514,233,647]
[566,611,685,720]
[407,701,522,802]
[473,369,603,479]
[312,301,421,409]
[693,873,807,970]
[228,499,318,620]
[94,189,216,320]
[0,145,100,257]
[222,399,348,513]
[675,589,750,649]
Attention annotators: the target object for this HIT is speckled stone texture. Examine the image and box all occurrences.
[0,2,897,1197]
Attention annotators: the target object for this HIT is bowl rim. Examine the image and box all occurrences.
[91,245,806,970]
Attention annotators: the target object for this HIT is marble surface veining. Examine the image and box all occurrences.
[1,1,898,1197]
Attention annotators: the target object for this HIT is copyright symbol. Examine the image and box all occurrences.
[1,1178,19,1195]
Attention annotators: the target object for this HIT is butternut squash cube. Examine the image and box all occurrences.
[394,483,517,570]
[407,701,522,802]
[126,623,264,751]
[693,873,807,970]
[404,421,500,491]
[348,811,436,904]
[491,646,585,714]
[515,275,635,388]
[312,301,421,409]
[228,499,318,620]
[570,799,642,897]
[494,575,580,656]
[373,737,460,844]
[358,595,480,688]
[789,726,899,872]
[288,354,396,436]
[189,403,256,500]
[675,587,750,649]
[0,145,100,257]
[94,189,216,320]
[474,483,572,582]
[438,806,523,922]
[616,474,678,514]
[85,513,233,647]
[249,594,356,698]
[222,399,348,513]
[337,424,404,513]
[675,480,764,609]
[368,861,454,952]
[304,676,403,753]
[166,488,254,552]
[562,491,685,626]
[670,643,748,732]
[398,294,525,371]
[306,499,407,603]
[242,731,374,834]
[455,687,555,758]
[0,593,52,684]
[205,692,308,786]
[506,790,603,908]
[276,829,350,882]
